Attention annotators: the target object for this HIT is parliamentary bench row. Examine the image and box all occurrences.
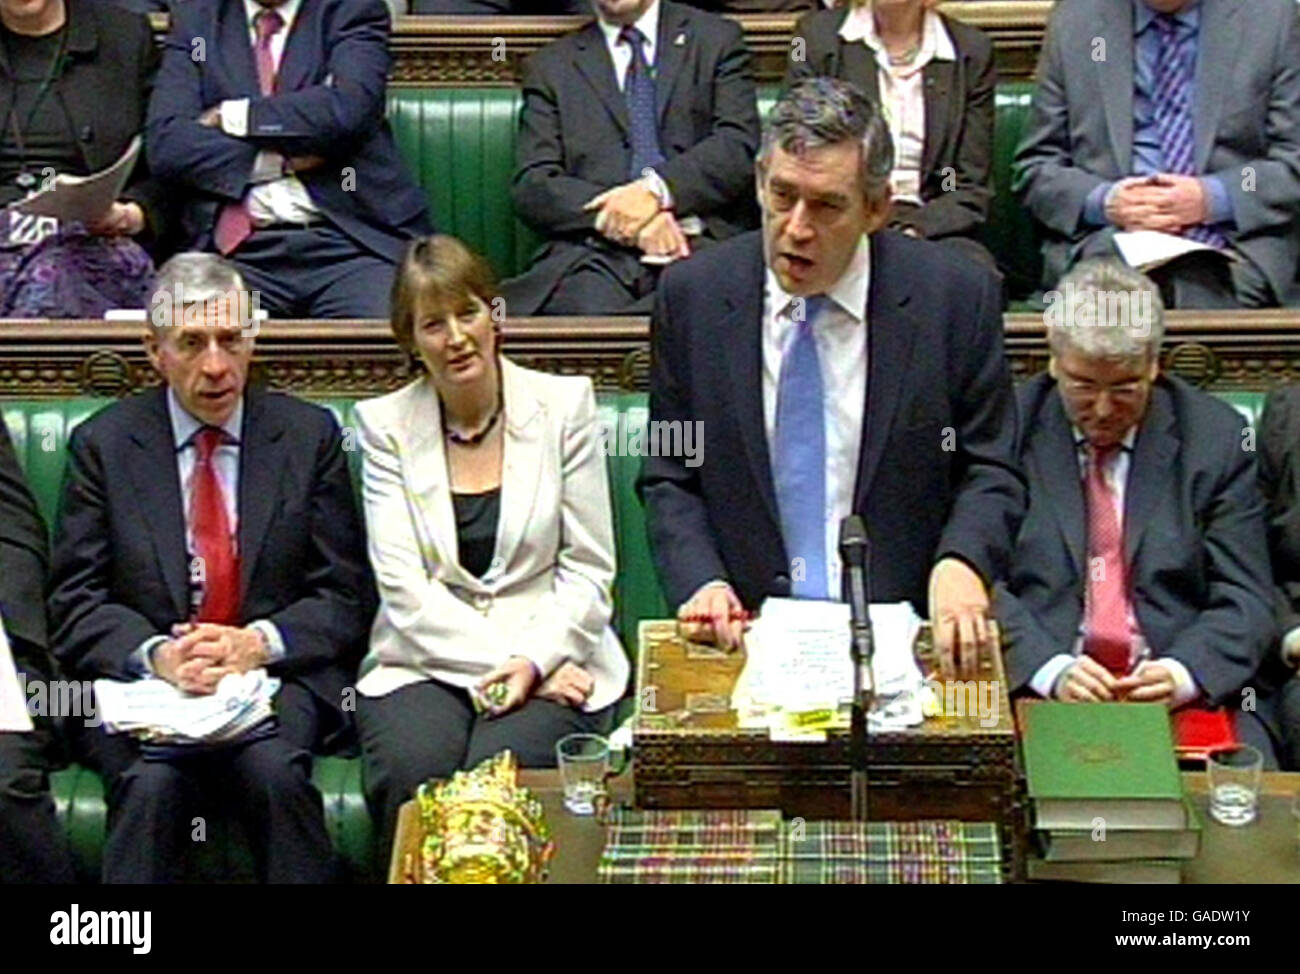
[7,340,1288,881]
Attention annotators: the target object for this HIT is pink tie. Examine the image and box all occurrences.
[214,8,285,256]
[1083,444,1133,675]
[190,427,241,625]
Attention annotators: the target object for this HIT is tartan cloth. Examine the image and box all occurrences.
[597,811,1002,884]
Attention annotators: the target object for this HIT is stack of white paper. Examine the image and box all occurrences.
[93,669,279,744]
[734,598,926,738]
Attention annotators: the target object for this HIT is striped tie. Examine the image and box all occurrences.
[1152,14,1227,249]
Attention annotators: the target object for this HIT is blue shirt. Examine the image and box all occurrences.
[1082,0,1233,229]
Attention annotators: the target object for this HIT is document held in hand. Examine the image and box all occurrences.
[6,135,141,227]
[0,622,35,733]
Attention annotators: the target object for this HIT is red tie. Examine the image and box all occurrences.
[1083,444,1132,675]
[191,427,240,624]
[214,8,285,256]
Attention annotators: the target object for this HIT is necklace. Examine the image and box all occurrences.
[887,41,922,66]
[2,24,70,192]
[441,395,503,447]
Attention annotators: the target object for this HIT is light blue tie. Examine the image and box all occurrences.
[773,295,829,600]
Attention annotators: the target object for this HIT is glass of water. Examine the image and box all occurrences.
[1208,744,1264,826]
[556,733,610,815]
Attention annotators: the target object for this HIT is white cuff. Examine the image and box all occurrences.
[246,620,286,663]
[1282,625,1300,666]
[134,635,169,678]
[640,169,673,210]
[1153,658,1200,708]
[220,98,251,138]
[250,150,285,184]
[1030,654,1076,699]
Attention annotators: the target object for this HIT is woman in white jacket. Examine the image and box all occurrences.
[354,235,629,853]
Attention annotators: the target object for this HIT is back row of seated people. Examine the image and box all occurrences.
[0,0,1295,319]
[4,77,1300,884]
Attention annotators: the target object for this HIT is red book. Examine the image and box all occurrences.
[1171,707,1239,761]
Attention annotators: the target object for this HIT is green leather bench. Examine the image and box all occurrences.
[385,80,1043,302]
[12,386,1267,881]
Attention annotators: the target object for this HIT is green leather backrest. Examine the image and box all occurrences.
[386,89,544,281]
[386,82,1042,294]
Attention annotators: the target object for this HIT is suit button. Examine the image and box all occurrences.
[79,125,92,142]
[773,572,790,593]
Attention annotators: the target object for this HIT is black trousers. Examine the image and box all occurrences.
[0,725,75,883]
[229,224,399,319]
[76,681,335,884]
[357,679,615,872]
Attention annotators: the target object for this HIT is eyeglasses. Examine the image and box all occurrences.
[1058,377,1148,402]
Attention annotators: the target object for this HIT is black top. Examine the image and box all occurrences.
[0,26,82,206]
[452,487,501,579]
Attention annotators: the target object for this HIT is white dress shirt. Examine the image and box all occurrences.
[838,7,956,205]
[594,0,700,228]
[1028,424,1197,705]
[133,389,284,675]
[761,233,870,599]
[218,0,321,228]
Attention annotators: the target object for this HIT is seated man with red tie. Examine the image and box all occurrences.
[996,258,1281,763]
[48,253,375,882]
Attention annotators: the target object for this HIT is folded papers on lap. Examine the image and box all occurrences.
[93,668,279,745]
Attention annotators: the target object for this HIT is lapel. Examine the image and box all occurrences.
[722,234,781,538]
[1097,0,1135,174]
[1123,383,1178,565]
[492,360,544,579]
[654,1,688,126]
[236,387,285,602]
[920,57,956,180]
[274,2,316,95]
[399,378,462,582]
[839,38,880,104]
[853,232,919,505]
[1034,388,1087,577]
[574,21,630,138]
[124,389,190,620]
[219,0,261,100]
[1192,0,1242,173]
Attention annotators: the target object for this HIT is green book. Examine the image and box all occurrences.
[1039,799,1202,861]
[1027,857,1183,884]
[1023,702,1185,831]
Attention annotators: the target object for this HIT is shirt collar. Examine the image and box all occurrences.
[244,0,302,37]
[766,233,872,325]
[598,0,661,54]
[1072,424,1138,454]
[168,386,244,452]
[1134,0,1200,36]
[839,6,956,63]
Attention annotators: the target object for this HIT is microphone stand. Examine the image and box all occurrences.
[839,519,874,823]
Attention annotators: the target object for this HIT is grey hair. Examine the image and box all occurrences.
[756,77,894,206]
[1044,258,1165,361]
[148,252,250,330]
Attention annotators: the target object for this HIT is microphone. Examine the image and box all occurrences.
[839,515,874,822]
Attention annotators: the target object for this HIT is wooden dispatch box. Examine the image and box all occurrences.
[632,619,1027,880]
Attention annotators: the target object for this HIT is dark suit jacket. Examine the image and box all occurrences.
[508,0,760,313]
[0,420,52,685]
[996,374,1276,713]
[786,7,995,243]
[1258,384,1300,683]
[1012,0,1300,304]
[0,0,173,248]
[48,386,376,751]
[145,0,431,262]
[638,229,1025,616]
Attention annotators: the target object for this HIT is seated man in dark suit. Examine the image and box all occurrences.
[503,0,761,315]
[49,253,376,883]
[0,423,75,884]
[639,78,1024,672]
[1013,0,1300,308]
[997,258,1280,763]
[146,0,433,318]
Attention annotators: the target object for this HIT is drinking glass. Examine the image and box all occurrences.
[1207,745,1263,826]
[556,733,610,815]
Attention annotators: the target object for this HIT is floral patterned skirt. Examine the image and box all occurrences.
[0,223,155,318]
